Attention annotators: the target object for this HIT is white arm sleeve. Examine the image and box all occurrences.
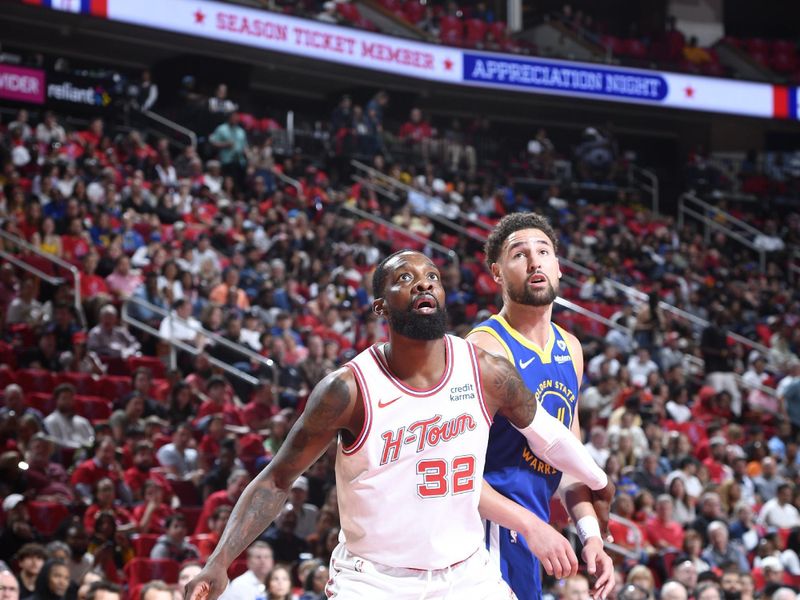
[513,406,608,490]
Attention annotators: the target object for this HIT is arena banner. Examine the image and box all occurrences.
[0,64,45,104]
[462,52,783,119]
[19,0,798,120]
[101,0,462,84]
[45,73,114,109]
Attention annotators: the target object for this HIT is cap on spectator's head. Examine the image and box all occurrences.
[291,476,309,492]
[174,221,187,231]
[2,493,25,512]
[207,160,221,169]
[710,436,727,447]
[72,331,88,345]
[762,556,783,572]
[698,386,716,400]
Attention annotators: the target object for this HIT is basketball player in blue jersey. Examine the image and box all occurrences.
[468,213,615,600]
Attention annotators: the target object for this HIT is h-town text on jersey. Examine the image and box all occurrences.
[379,413,477,465]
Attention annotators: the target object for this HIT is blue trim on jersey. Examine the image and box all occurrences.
[478,317,579,600]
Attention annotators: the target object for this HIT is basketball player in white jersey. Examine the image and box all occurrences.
[185,250,613,600]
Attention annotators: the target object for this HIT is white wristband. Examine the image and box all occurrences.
[576,516,602,544]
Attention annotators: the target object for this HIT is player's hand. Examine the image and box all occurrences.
[581,537,615,600]
[590,480,615,541]
[524,520,578,580]
[184,562,229,600]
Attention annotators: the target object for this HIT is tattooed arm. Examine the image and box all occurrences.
[185,368,360,600]
[477,348,612,494]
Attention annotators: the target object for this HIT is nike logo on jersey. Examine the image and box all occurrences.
[378,396,402,408]
[518,356,535,369]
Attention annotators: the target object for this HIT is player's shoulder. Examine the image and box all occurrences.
[465,327,511,361]
[553,322,583,353]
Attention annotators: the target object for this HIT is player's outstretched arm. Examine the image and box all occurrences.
[479,480,578,579]
[478,349,613,497]
[185,368,359,600]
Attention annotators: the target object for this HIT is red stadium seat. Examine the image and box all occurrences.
[622,38,648,60]
[402,0,424,24]
[97,375,132,403]
[28,501,70,538]
[336,2,361,23]
[131,533,160,557]
[17,369,55,394]
[0,364,16,388]
[127,355,166,379]
[124,558,180,588]
[178,507,202,533]
[171,479,201,507]
[26,392,55,416]
[486,21,508,45]
[464,19,487,47]
[189,534,217,560]
[0,342,15,369]
[439,16,463,45]
[227,559,248,580]
[57,372,99,396]
[76,395,112,423]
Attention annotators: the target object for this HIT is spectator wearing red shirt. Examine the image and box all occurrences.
[703,437,734,485]
[83,477,136,535]
[132,479,173,535]
[240,380,278,432]
[398,108,438,160]
[646,494,686,551]
[608,493,645,552]
[61,217,92,263]
[198,415,226,471]
[195,376,243,428]
[71,437,131,504]
[123,440,171,503]
[194,469,249,534]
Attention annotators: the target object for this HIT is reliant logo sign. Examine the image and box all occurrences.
[47,80,112,106]
[0,65,45,104]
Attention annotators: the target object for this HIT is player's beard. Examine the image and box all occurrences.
[508,274,558,307]
[386,301,448,340]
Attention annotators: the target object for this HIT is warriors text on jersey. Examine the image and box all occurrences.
[471,315,580,600]
[335,334,493,570]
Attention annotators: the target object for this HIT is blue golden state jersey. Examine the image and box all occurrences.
[470,314,580,600]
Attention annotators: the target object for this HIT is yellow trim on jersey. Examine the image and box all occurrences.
[553,322,580,381]
[490,315,553,364]
[468,326,514,362]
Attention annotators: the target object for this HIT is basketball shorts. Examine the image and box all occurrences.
[325,542,517,599]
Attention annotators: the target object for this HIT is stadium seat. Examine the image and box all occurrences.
[0,364,16,388]
[336,2,361,23]
[17,369,55,394]
[57,372,99,396]
[227,559,248,580]
[402,0,424,25]
[97,375,132,402]
[75,395,112,423]
[171,479,201,507]
[124,558,180,588]
[189,534,217,559]
[27,501,70,538]
[464,19,487,48]
[128,355,166,379]
[26,392,55,415]
[178,507,202,533]
[131,533,160,557]
[0,341,17,369]
[439,16,463,46]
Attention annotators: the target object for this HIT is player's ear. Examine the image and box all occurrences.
[372,298,385,317]
[490,262,503,284]
[557,260,562,280]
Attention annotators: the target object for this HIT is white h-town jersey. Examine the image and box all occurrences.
[335,334,493,570]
